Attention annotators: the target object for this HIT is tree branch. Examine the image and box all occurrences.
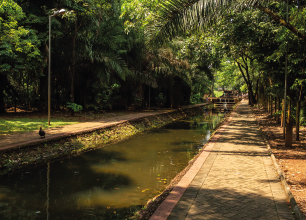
[255,4,306,43]
[240,54,251,82]
[236,61,248,84]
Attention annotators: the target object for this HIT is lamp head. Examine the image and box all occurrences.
[58,9,66,15]
[52,9,65,17]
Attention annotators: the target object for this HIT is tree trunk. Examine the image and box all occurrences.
[285,98,292,147]
[281,99,284,127]
[169,76,174,108]
[247,84,256,106]
[270,96,273,117]
[236,61,256,105]
[70,67,74,116]
[257,88,260,110]
[262,95,266,111]
[149,87,150,110]
[255,78,259,103]
[14,98,17,113]
[274,97,277,121]
[277,98,280,124]
[173,77,181,108]
[0,74,7,114]
[287,98,291,124]
[0,89,6,114]
[211,75,215,97]
[285,121,293,148]
[70,20,78,116]
[296,101,300,141]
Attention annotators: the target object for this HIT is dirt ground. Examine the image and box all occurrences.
[252,106,306,218]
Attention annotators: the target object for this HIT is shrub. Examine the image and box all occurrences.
[66,102,83,113]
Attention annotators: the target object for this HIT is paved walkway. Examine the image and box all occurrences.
[150,100,294,220]
[0,104,206,151]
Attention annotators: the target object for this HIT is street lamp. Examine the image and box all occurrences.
[283,1,288,138]
[48,9,65,126]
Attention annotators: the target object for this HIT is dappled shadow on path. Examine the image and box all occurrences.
[165,186,293,220]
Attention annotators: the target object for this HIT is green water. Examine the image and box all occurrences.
[0,112,224,220]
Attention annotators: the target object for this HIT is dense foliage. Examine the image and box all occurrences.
[1,0,306,119]
[0,0,215,114]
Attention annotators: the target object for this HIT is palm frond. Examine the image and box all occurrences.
[146,0,260,46]
[78,38,130,82]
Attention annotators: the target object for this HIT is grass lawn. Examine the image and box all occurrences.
[0,111,130,135]
[0,118,79,135]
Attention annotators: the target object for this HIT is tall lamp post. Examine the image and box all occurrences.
[48,9,65,126]
[282,1,288,138]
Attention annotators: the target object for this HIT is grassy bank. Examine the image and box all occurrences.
[0,111,130,135]
[0,107,205,175]
[0,118,78,134]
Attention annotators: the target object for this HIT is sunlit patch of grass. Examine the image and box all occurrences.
[0,118,79,135]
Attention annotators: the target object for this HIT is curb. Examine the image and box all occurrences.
[255,115,305,220]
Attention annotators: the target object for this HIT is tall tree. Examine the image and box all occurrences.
[0,0,41,113]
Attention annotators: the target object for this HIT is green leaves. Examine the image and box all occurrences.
[0,0,24,20]
[0,0,41,73]
[146,0,229,46]
[67,102,83,112]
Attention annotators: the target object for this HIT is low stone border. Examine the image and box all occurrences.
[256,118,305,220]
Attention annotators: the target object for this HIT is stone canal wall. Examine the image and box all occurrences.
[0,105,208,175]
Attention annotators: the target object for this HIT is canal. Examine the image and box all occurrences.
[0,110,225,219]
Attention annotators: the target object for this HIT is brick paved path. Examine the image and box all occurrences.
[151,100,294,220]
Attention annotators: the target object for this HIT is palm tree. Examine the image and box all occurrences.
[147,0,306,45]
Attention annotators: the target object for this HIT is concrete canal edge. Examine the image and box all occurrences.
[134,101,241,220]
[0,104,209,175]
[257,126,305,220]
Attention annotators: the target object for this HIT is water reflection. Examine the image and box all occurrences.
[0,112,224,219]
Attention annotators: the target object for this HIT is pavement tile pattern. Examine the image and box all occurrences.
[150,100,294,220]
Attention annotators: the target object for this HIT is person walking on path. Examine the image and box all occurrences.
[150,100,294,220]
